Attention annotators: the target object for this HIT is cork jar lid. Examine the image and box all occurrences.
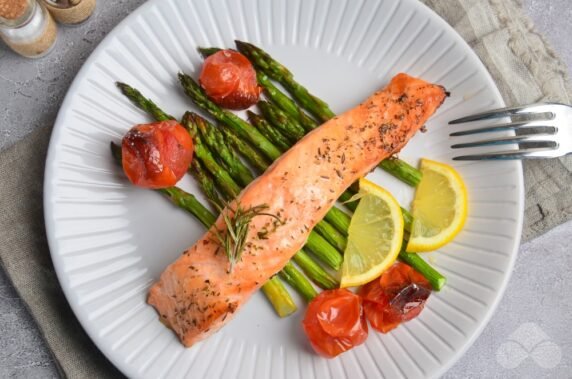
[0,0,28,20]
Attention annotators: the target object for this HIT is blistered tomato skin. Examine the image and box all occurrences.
[303,289,368,358]
[200,60,240,98]
[360,262,431,333]
[121,121,194,189]
[199,50,262,110]
[359,280,402,333]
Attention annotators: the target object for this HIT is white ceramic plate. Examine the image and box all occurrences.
[44,0,524,377]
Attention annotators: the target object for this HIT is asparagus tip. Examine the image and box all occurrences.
[234,40,250,51]
[178,72,199,91]
[181,110,193,123]
[187,111,203,122]
[192,113,208,129]
[257,100,270,113]
[197,47,209,58]
[198,47,222,58]
[115,81,129,93]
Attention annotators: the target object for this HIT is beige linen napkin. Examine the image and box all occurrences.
[0,127,122,378]
[0,0,570,377]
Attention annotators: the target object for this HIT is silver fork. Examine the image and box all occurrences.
[448,103,572,160]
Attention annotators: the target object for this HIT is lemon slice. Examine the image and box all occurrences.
[340,179,404,288]
[406,159,468,252]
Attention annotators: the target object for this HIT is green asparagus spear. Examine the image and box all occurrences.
[184,114,242,200]
[256,72,318,132]
[262,276,298,317]
[280,262,318,301]
[116,82,175,121]
[402,207,413,233]
[159,186,217,228]
[379,159,423,188]
[178,73,282,161]
[161,188,218,228]
[219,125,270,173]
[197,47,221,58]
[194,115,255,187]
[258,101,306,142]
[398,250,446,291]
[303,232,343,269]
[110,142,297,315]
[235,40,334,123]
[399,209,447,291]
[189,159,223,209]
[292,250,338,289]
[292,253,339,290]
[247,111,292,152]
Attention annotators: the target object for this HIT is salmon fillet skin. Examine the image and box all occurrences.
[148,73,447,347]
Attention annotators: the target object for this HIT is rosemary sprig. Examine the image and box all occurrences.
[213,202,281,272]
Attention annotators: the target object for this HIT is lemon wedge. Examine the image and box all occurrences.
[340,178,404,288]
[406,159,468,252]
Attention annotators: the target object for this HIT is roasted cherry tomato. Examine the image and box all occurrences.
[121,120,194,189]
[303,289,368,358]
[199,50,262,110]
[360,262,431,333]
[359,280,400,333]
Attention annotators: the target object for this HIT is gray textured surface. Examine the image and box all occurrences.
[0,0,571,377]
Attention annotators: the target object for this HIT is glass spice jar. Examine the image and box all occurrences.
[0,0,57,58]
[41,0,96,25]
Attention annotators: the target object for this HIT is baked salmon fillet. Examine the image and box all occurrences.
[148,73,447,347]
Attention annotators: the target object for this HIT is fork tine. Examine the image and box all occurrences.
[448,104,556,124]
[449,122,557,137]
[453,148,560,160]
[451,135,558,149]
